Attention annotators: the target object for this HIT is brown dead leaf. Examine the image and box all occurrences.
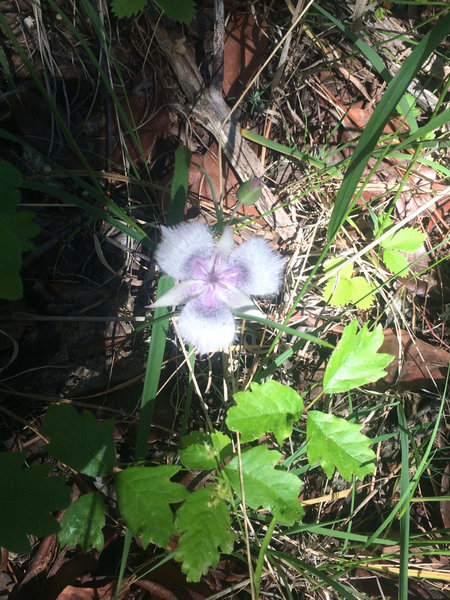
[117,77,170,163]
[441,462,450,529]
[55,580,130,600]
[223,13,268,98]
[375,328,450,391]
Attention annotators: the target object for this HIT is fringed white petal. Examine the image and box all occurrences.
[229,237,286,296]
[155,222,214,280]
[178,298,236,355]
[151,280,204,308]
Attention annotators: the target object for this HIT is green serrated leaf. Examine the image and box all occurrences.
[111,0,147,18]
[174,486,235,582]
[41,404,116,477]
[59,492,105,552]
[323,263,374,309]
[349,276,375,309]
[323,274,353,306]
[307,411,375,481]
[224,445,304,525]
[116,465,188,549]
[154,0,196,24]
[226,381,304,444]
[179,430,232,470]
[382,247,409,274]
[373,213,393,237]
[0,452,70,554]
[381,226,426,252]
[323,320,393,393]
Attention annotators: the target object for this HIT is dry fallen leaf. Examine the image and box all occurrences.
[375,328,450,391]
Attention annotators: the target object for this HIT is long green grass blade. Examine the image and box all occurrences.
[234,312,334,349]
[239,128,338,174]
[21,179,153,249]
[269,551,360,600]
[115,148,191,599]
[311,2,421,132]
[168,147,191,225]
[327,12,450,240]
[397,404,410,600]
[377,107,450,155]
[366,367,449,546]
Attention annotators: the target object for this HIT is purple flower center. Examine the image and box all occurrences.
[191,256,242,309]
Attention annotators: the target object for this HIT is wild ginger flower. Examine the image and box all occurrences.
[152,222,285,354]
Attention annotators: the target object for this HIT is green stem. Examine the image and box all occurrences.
[254,516,278,598]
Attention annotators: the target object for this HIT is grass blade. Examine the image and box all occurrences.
[397,404,410,600]
[327,12,450,241]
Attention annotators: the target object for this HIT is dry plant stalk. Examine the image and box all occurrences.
[152,21,297,241]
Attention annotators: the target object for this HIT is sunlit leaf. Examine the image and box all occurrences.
[307,411,375,481]
[0,452,70,554]
[380,225,426,274]
[382,248,409,274]
[224,445,304,525]
[179,430,232,470]
[116,465,188,549]
[323,320,393,393]
[323,263,375,309]
[381,227,426,253]
[227,381,304,444]
[59,492,105,552]
[174,486,235,582]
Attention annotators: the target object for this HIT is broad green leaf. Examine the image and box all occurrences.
[224,445,304,525]
[396,93,419,119]
[382,248,409,274]
[3,212,40,252]
[154,0,196,24]
[116,465,188,549]
[307,411,375,481]
[0,452,70,554]
[381,227,425,252]
[323,320,393,394]
[41,404,116,477]
[0,267,22,300]
[134,144,189,460]
[323,269,374,309]
[226,381,304,444]
[59,492,105,552]
[168,146,192,224]
[174,486,235,582]
[111,0,146,18]
[179,430,232,470]
[0,161,22,213]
